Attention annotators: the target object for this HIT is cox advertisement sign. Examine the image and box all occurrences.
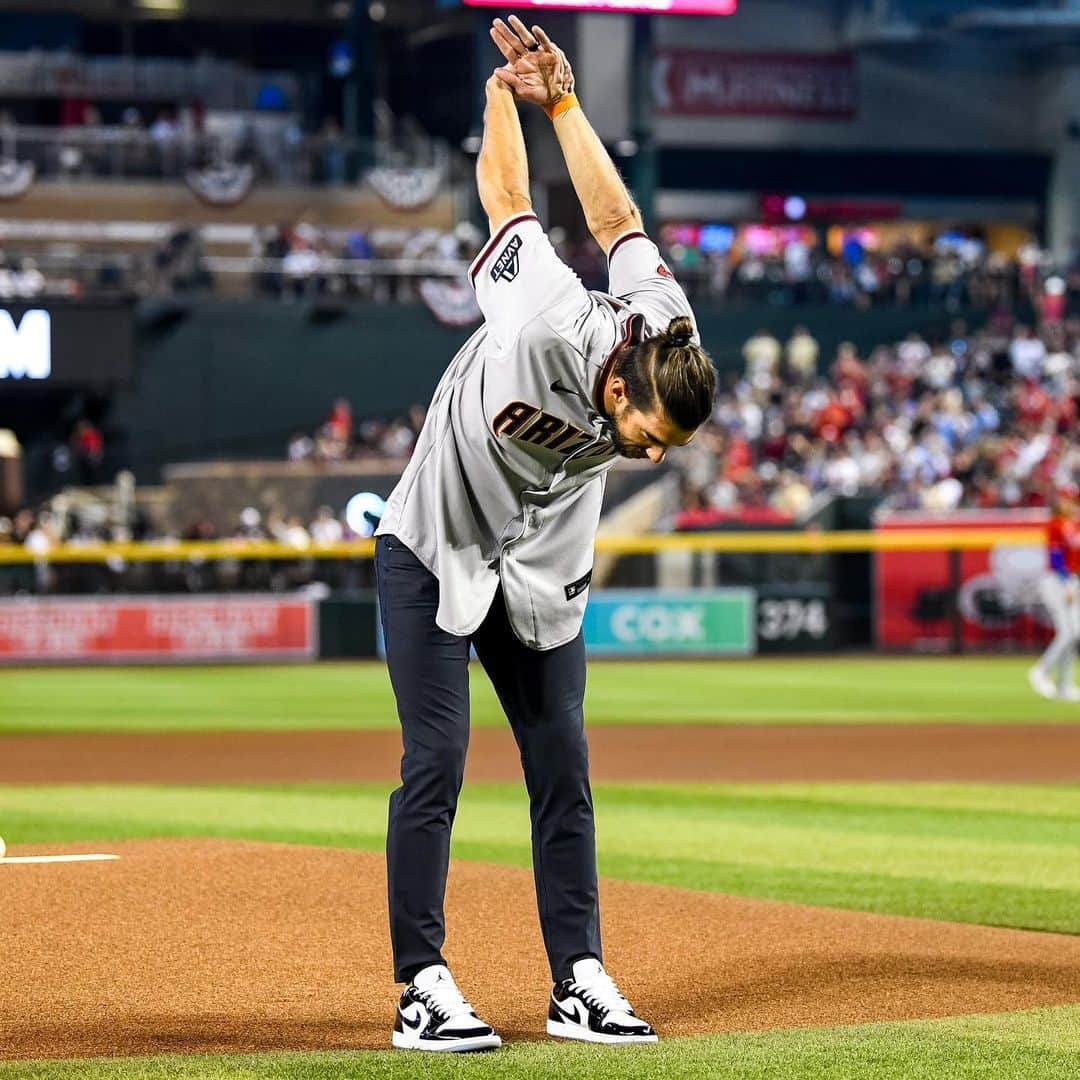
[0,595,317,663]
[582,588,755,657]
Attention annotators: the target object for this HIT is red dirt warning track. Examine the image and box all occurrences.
[3,723,1080,784]
[2,839,1080,1061]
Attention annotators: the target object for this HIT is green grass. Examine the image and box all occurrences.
[4,1005,1080,1079]
[0,657,1072,733]
[3,779,1079,932]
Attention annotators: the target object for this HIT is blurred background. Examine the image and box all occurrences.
[0,0,1077,662]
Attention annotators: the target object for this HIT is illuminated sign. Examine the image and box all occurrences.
[463,1,736,14]
[0,303,135,387]
[0,309,51,380]
[654,50,857,117]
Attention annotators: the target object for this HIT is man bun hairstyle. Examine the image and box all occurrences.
[613,315,716,431]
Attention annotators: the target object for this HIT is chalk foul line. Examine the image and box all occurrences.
[0,854,119,865]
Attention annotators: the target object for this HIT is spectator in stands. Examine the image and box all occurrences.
[282,222,327,300]
[378,418,417,458]
[325,398,352,445]
[310,505,344,544]
[150,109,181,175]
[287,430,315,462]
[155,227,209,294]
[269,513,310,549]
[71,420,104,486]
[315,399,350,460]
[785,325,819,383]
[743,328,782,387]
[0,257,44,300]
[1009,325,1048,380]
[181,514,218,541]
[234,507,267,540]
[320,117,347,184]
[677,316,1079,521]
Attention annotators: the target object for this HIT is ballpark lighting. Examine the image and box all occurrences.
[134,0,186,12]
[783,196,807,221]
[463,1,737,14]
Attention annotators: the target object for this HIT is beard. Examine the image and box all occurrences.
[609,421,649,460]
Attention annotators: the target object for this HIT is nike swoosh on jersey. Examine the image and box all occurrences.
[550,379,579,396]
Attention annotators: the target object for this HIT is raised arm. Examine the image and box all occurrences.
[550,104,642,255]
[476,74,532,234]
[491,16,642,254]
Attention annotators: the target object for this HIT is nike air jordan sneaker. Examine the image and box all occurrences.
[547,957,658,1044]
[392,964,502,1052]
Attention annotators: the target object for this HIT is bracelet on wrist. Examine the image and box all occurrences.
[546,93,580,120]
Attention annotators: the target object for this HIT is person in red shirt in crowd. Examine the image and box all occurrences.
[814,393,855,443]
[830,342,869,402]
[1014,379,1052,426]
[721,431,753,482]
[326,398,352,443]
[1030,485,1080,701]
[71,419,104,486]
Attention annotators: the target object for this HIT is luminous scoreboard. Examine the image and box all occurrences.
[0,302,136,388]
[463,1,737,14]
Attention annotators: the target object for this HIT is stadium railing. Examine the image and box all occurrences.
[0,528,1044,564]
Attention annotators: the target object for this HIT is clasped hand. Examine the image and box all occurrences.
[488,15,575,110]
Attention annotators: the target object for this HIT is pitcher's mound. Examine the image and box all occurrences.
[3,839,1079,1061]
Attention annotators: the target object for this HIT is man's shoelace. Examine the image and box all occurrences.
[416,978,474,1021]
[569,969,631,1017]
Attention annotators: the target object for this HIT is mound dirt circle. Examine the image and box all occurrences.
[2,839,1080,1061]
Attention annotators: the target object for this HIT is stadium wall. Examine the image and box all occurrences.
[114,300,987,476]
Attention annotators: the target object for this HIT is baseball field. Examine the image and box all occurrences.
[2,655,1079,1079]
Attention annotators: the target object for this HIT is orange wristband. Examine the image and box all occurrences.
[546,93,579,121]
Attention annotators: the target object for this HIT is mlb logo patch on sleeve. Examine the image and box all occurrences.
[564,569,592,601]
[491,234,523,283]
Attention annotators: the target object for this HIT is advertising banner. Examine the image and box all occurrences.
[755,584,833,654]
[581,588,755,657]
[875,511,1050,651]
[0,595,317,663]
[653,49,857,119]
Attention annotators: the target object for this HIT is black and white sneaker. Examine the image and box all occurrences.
[547,957,658,1044]
[392,963,502,1052]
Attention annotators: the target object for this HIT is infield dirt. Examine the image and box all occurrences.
[3,839,1080,1061]
[3,723,1080,784]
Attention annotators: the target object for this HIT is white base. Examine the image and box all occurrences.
[547,1019,658,1045]
[392,1030,502,1053]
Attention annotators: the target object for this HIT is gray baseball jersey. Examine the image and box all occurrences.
[376,212,697,650]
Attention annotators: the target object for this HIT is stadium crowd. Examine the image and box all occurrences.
[4,309,1079,557]
[4,214,1072,316]
[675,313,1080,527]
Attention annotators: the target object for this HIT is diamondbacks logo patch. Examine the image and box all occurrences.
[491,234,523,283]
[657,262,674,279]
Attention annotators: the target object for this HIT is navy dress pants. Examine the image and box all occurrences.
[375,533,602,984]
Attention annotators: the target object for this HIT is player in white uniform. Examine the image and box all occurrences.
[1029,486,1080,701]
[376,17,716,1051]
